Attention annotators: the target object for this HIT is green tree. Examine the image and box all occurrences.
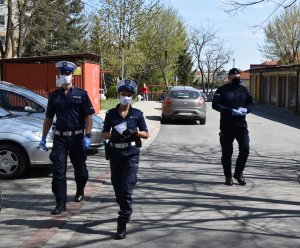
[175,48,194,85]
[23,0,88,56]
[137,6,187,87]
[89,0,159,80]
[259,4,300,64]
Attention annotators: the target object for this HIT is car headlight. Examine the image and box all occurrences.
[33,131,53,142]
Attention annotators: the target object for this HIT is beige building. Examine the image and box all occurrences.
[249,63,300,113]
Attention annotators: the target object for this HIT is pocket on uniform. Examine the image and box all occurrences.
[127,162,138,186]
[49,149,56,162]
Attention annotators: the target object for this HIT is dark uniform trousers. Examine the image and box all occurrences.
[109,145,139,221]
[51,134,89,204]
[219,126,249,178]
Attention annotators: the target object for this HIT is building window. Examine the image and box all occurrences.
[0,16,4,25]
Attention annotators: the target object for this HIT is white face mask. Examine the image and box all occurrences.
[120,95,132,106]
[60,75,72,85]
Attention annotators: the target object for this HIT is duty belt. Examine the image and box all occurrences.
[110,141,136,148]
[54,129,84,136]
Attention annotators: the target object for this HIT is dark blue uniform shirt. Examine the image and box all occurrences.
[212,82,254,129]
[103,104,148,143]
[46,86,95,131]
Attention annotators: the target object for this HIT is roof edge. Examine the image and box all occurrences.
[0,53,101,64]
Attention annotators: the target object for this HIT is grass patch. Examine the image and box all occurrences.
[100,98,119,110]
[100,98,138,111]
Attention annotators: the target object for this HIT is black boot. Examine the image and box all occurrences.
[234,174,246,186]
[116,217,127,240]
[50,202,66,215]
[74,190,84,202]
[225,177,233,186]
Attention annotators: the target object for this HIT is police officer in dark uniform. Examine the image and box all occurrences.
[101,79,149,239]
[39,61,95,215]
[212,68,254,186]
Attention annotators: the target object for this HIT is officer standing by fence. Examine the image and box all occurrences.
[212,68,254,186]
[101,79,149,240]
[39,61,95,215]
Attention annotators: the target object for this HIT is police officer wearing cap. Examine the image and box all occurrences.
[101,79,149,239]
[212,68,254,186]
[39,61,95,215]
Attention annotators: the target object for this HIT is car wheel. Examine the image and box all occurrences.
[0,144,28,179]
[161,115,168,124]
[199,118,206,125]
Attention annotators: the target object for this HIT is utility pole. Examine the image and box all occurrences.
[121,39,124,79]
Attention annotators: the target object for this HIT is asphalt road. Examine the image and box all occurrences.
[1,102,300,248]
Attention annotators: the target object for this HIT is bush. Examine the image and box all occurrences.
[107,84,117,99]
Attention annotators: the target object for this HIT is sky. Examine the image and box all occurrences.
[165,0,275,70]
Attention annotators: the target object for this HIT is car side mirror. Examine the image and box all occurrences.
[24,106,36,113]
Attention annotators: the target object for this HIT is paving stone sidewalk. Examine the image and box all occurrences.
[0,100,162,248]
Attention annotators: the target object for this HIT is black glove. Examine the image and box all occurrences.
[110,131,126,143]
[122,128,138,137]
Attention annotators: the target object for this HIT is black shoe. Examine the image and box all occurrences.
[234,175,246,185]
[225,177,233,186]
[74,191,84,202]
[115,218,127,240]
[50,203,66,215]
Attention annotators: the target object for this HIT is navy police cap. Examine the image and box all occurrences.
[228,68,240,75]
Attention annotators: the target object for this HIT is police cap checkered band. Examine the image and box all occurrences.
[228,68,240,75]
[116,79,137,93]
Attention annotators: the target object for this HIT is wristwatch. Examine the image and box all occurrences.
[85,133,92,138]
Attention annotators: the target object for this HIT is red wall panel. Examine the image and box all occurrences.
[83,63,100,113]
[3,62,99,112]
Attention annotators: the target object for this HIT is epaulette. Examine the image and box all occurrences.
[49,88,61,95]
[105,109,114,115]
[76,87,87,93]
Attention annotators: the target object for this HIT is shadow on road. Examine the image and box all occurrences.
[252,104,300,129]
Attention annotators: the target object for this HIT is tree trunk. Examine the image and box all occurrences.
[4,0,13,58]
[162,69,169,87]
[17,1,27,57]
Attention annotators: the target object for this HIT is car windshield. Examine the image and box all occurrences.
[170,90,200,99]
[0,107,13,118]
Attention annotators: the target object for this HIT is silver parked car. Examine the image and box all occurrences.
[0,81,104,148]
[0,107,53,179]
[161,86,206,124]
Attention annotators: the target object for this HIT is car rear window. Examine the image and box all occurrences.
[170,90,200,99]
